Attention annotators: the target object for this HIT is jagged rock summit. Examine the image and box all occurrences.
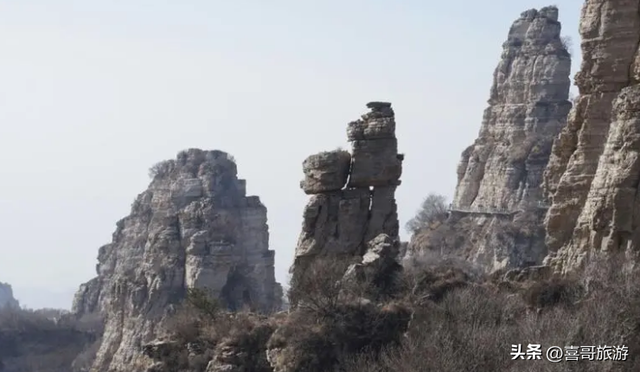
[543,0,640,273]
[454,5,571,211]
[292,101,403,279]
[72,148,282,372]
[409,6,572,272]
[0,282,19,309]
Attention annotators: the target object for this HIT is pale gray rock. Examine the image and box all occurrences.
[348,139,402,188]
[292,103,403,280]
[300,150,351,194]
[410,6,571,273]
[295,189,370,259]
[342,234,402,291]
[454,6,571,211]
[72,149,281,372]
[543,0,640,274]
[347,102,402,188]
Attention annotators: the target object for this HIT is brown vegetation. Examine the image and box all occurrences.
[157,251,640,372]
[341,254,640,372]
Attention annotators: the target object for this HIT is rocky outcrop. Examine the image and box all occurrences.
[0,283,18,309]
[342,234,402,297]
[409,6,572,272]
[292,101,403,280]
[544,1,640,273]
[72,149,281,372]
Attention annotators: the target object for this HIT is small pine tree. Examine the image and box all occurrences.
[186,287,220,319]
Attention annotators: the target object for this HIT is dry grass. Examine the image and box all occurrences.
[340,254,640,372]
[160,251,640,372]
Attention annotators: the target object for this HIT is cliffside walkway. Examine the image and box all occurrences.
[447,201,550,216]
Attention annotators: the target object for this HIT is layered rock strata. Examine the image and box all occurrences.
[292,101,403,279]
[72,149,281,371]
[409,6,572,272]
[544,1,640,273]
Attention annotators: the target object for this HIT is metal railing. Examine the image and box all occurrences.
[447,201,550,215]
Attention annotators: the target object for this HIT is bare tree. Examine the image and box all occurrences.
[405,193,448,234]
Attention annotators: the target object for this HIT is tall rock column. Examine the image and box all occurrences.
[453,6,572,211]
[409,6,572,272]
[544,1,640,273]
[292,102,402,279]
[71,149,282,372]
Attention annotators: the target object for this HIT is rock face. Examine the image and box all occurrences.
[409,6,572,272]
[0,282,18,309]
[292,102,403,279]
[543,1,640,273]
[341,234,403,297]
[72,149,281,372]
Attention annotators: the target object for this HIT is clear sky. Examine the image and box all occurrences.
[0,0,582,309]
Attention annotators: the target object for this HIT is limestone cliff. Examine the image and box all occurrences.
[409,6,572,272]
[291,101,403,280]
[0,282,18,309]
[72,149,281,372]
[544,0,640,273]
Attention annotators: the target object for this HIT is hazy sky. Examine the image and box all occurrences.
[0,1,582,309]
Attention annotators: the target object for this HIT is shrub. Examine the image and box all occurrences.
[521,277,583,310]
[268,302,411,372]
[340,253,640,372]
[186,287,220,319]
[163,287,278,372]
[148,159,175,179]
[288,256,358,318]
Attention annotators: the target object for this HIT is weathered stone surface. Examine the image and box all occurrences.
[0,282,18,309]
[543,1,640,274]
[347,117,395,140]
[296,189,371,259]
[454,6,571,211]
[346,103,402,188]
[72,149,281,372]
[503,265,552,282]
[349,139,402,188]
[292,102,403,285]
[409,6,571,272]
[342,234,402,291]
[300,150,351,194]
[365,186,400,242]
